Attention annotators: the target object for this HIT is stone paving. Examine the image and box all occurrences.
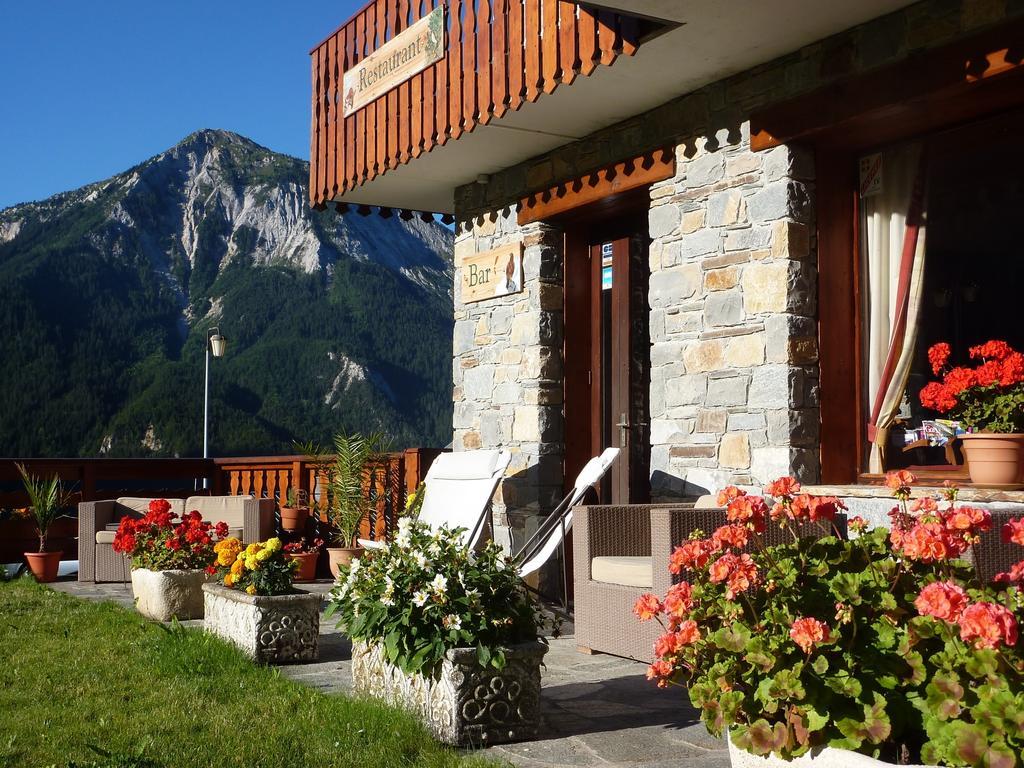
[49,573,728,768]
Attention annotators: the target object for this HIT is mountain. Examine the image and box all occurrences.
[0,129,454,457]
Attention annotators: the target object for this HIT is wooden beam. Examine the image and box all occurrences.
[518,149,675,226]
[751,18,1024,151]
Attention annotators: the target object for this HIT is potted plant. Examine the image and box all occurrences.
[203,536,321,663]
[279,487,309,533]
[283,537,324,582]
[16,464,68,583]
[920,340,1024,484]
[112,500,225,621]
[326,518,548,746]
[636,473,1022,767]
[324,431,389,577]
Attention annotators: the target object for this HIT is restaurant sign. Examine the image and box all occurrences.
[342,6,445,117]
[460,242,524,304]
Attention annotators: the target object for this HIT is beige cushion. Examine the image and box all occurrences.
[96,530,117,545]
[184,495,249,528]
[590,556,653,588]
[115,497,186,516]
[226,527,243,541]
[694,494,721,509]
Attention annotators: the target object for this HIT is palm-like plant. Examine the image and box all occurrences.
[327,432,390,547]
[16,464,66,553]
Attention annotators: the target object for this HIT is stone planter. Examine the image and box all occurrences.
[202,583,320,663]
[727,733,938,768]
[352,639,546,747]
[130,568,207,621]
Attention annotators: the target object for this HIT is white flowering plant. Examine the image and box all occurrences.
[325,517,543,677]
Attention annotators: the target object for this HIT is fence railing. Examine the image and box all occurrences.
[0,449,442,562]
[309,0,643,208]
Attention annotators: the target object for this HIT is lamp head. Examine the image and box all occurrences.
[208,328,228,358]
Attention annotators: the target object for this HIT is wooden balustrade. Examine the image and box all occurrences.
[309,0,643,209]
[0,450,440,560]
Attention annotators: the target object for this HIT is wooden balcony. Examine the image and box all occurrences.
[309,0,654,212]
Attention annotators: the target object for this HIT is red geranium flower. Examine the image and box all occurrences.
[1003,517,1024,546]
[914,581,969,623]
[928,342,951,375]
[790,617,829,654]
[969,340,1013,361]
[633,593,662,621]
[958,601,1018,649]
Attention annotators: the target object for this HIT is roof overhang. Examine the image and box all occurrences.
[313,0,915,214]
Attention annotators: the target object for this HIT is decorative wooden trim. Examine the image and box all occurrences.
[517,149,675,226]
[310,0,651,208]
[751,18,1024,152]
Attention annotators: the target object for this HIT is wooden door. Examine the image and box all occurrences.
[565,223,650,505]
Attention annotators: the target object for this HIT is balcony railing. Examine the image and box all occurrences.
[0,449,441,562]
[309,0,642,209]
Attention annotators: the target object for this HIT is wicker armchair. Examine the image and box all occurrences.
[78,495,274,583]
[968,509,1023,583]
[573,504,848,662]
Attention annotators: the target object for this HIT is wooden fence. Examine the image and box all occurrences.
[0,449,441,562]
[309,0,643,208]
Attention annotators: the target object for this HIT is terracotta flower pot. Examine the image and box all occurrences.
[326,546,365,578]
[279,507,309,533]
[24,551,62,583]
[289,551,319,582]
[959,433,1024,485]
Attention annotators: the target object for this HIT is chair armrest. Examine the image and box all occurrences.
[78,500,117,539]
[243,498,276,542]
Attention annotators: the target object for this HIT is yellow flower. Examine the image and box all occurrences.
[265,537,282,554]
[230,559,245,576]
[224,573,235,587]
[255,549,272,564]
[245,585,256,595]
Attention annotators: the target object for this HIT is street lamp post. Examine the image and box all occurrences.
[203,327,228,472]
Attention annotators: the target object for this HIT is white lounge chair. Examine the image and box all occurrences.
[358,449,511,550]
[514,447,620,607]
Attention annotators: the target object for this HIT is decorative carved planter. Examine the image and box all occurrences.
[130,568,207,621]
[351,639,546,747]
[727,733,938,768]
[202,583,320,664]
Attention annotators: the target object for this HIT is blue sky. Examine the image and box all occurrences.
[0,1,363,210]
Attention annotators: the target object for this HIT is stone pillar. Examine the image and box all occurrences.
[649,125,820,498]
[452,207,564,551]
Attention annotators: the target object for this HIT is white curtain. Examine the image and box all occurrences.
[862,144,927,473]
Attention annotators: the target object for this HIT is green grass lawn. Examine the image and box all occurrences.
[0,578,497,768]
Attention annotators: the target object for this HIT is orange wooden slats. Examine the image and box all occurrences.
[410,0,425,158]
[375,0,388,175]
[542,0,559,93]
[449,0,464,139]
[462,0,476,132]
[524,0,540,102]
[507,0,524,110]
[477,0,492,125]
[354,14,366,186]
[328,33,338,199]
[597,9,617,67]
[491,0,508,118]
[365,3,378,181]
[558,0,577,85]
[341,27,354,192]
[397,0,411,164]
[310,45,320,203]
[578,6,597,76]
[619,13,638,56]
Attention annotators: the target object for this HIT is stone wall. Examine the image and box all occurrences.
[647,131,820,498]
[452,211,564,549]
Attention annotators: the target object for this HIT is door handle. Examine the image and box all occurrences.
[616,414,649,448]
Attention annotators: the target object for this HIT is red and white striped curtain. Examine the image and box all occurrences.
[864,145,928,474]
